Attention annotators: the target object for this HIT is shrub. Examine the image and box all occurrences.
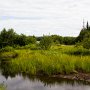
[0,46,14,52]
[83,38,90,49]
[40,36,52,50]
[0,84,5,90]
[24,44,38,50]
[67,46,90,55]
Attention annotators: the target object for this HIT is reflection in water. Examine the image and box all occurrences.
[0,60,90,90]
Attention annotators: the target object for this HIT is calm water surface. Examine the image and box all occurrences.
[0,73,90,90]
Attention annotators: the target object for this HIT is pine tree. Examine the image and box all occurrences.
[86,21,89,29]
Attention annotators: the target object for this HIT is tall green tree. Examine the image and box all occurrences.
[0,28,16,47]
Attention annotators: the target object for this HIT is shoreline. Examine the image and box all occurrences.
[51,73,90,84]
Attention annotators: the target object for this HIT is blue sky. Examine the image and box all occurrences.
[0,0,90,36]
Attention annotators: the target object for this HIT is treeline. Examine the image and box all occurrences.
[0,28,36,48]
[37,35,76,45]
[0,28,76,49]
[0,21,90,50]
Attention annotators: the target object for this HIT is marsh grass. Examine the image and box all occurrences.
[0,84,5,90]
[1,45,90,76]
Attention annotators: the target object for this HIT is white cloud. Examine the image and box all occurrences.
[0,0,90,36]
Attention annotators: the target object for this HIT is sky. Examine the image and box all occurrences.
[0,0,90,36]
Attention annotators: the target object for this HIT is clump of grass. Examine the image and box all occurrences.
[68,47,90,55]
[14,44,40,50]
[0,50,18,60]
[0,84,5,90]
[0,51,18,59]
[0,46,18,59]
[0,46,14,52]
[75,56,90,73]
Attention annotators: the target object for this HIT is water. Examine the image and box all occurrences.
[0,60,90,90]
[0,73,90,90]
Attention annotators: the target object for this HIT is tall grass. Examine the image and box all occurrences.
[0,84,5,90]
[0,46,89,76]
[0,45,90,76]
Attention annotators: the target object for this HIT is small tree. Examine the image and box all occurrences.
[0,28,16,47]
[26,36,36,44]
[14,34,27,46]
[40,36,52,50]
[83,38,90,49]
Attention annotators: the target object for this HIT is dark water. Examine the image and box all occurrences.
[0,60,90,90]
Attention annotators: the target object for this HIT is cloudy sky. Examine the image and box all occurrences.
[0,0,90,36]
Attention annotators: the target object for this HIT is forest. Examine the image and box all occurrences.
[0,22,90,50]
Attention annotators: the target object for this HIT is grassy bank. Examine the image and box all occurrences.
[0,85,5,90]
[0,45,90,76]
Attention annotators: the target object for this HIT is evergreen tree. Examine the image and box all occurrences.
[86,21,89,29]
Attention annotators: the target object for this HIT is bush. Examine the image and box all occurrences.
[67,46,90,55]
[24,44,38,50]
[83,38,90,49]
[0,46,14,52]
[40,36,52,50]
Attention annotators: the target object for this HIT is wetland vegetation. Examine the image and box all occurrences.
[0,45,90,76]
[0,84,5,90]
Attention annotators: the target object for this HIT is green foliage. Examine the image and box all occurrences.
[83,38,90,49]
[14,34,27,46]
[75,22,90,49]
[36,36,42,41]
[0,28,76,49]
[37,35,76,45]
[40,36,52,50]
[76,23,90,43]
[26,36,36,44]
[67,46,90,55]
[23,44,38,50]
[0,84,5,90]
[63,37,75,45]
[51,35,63,44]
[0,51,18,59]
[0,28,36,48]
[76,28,89,42]
[0,46,14,52]
[0,28,16,47]
[1,45,90,76]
